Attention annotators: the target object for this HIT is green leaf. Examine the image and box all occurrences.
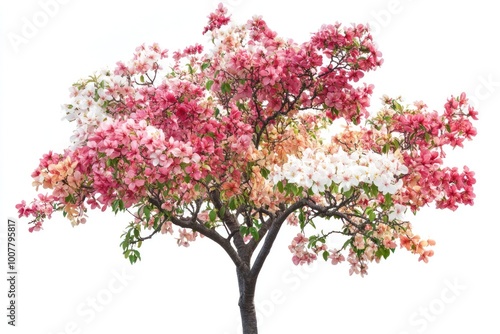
[153,215,160,229]
[341,238,351,250]
[240,225,248,236]
[286,183,298,196]
[392,99,402,111]
[134,250,142,261]
[65,194,75,204]
[206,80,214,90]
[384,193,393,207]
[309,220,316,229]
[111,200,118,212]
[140,75,145,83]
[143,205,151,221]
[308,235,317,248]
[425,132,431,143]
[249,227,259,241]
[376,247,391,259]
[209,210,217,222]
[295,186,303,196]
[111,199,125,213]
[343,187,354,198]
[322,250,329,261]
[366,207,374,222]
[277,181,284,193]
[382,143,389,154]
[298,210,306,229]
[201,61,210,71]
[236,101,247,111]
[392,138,400,150]
[229,197,237,210]
[221,81,231,94]
[121,241,128,251]
[362,183,370,195]
[260,167,270,179]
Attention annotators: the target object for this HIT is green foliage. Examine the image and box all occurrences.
[120,222,143,264]
[206,79,214,90]
[221,81,231,94]
[111,199,125,214]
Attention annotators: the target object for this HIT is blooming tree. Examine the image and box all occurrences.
[17,4,477,333]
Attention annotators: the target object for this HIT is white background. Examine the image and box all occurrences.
[1,1,499,333]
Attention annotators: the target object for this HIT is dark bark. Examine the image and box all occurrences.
[237,268,258,334]
[234,200,307,333]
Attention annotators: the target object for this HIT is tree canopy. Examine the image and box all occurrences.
[17,3,477,277]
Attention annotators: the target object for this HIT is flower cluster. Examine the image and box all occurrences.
[399,226,436,264]
[15,194,53,232]
[375,94,477,212]
[289,233,317,265]
[202,3,230,35]
[271,147,408,195]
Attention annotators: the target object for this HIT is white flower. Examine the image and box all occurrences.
[338,169,358,192]
[145,125,165,141]
[374,175,400,194]
[271,146,408,196]
[388,204,407,221]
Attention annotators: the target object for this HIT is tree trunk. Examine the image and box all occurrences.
[237,268,258,334]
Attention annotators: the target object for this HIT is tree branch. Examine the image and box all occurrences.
[148,196,246,271]
[209,189,248,258]
[249,199,307,279]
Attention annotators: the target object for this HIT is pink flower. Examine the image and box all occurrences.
[197,211,210,222]
[328,250,345,265]
[176,228,198,247]
[289,233,317,265]
[202,3,230,34]
[28,222,43,233]
[15,200,29,218]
